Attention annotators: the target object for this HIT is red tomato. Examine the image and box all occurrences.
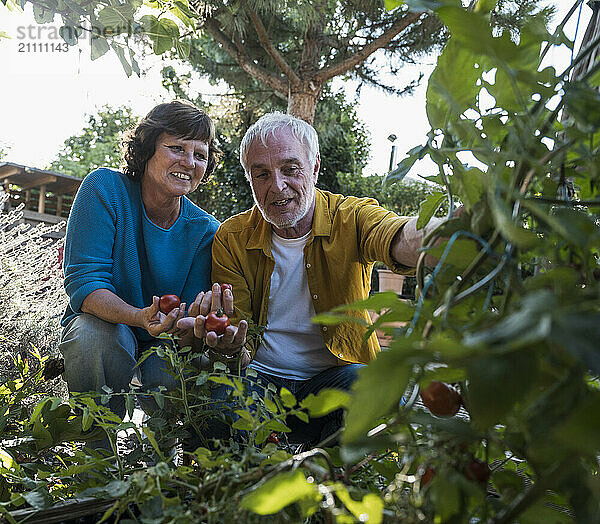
[266,432,279,445]
[464,459,491,484]
[420,381,461,417]
[159,294,181,314]
[220,283,233,293]
[205,309,230,335]
[420,466,435,488]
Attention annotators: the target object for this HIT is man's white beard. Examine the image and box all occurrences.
[253,188,315,230]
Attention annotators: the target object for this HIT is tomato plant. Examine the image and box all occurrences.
[159,294,180,314]
[205,308,230,335]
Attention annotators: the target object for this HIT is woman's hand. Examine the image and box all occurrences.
[139,296,188,338]
[177,283,248,355]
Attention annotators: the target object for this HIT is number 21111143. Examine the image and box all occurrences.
[18,42,69,53]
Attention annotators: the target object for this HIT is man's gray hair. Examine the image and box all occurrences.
[239,112,319,179]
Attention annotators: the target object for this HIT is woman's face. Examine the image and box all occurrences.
[143,132,209,199]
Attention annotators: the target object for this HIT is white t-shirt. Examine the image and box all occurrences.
[250,230,340,380]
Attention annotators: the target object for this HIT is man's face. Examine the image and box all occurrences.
[246,128,319,238]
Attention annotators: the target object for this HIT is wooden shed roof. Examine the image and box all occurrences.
[0,162,82,194]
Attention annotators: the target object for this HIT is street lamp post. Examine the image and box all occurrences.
[387,134,397,172]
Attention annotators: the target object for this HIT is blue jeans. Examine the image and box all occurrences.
[188,363,364,449]
[58,313,178,418]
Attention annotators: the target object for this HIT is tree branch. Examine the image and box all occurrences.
[242,2,301,86]
[203,18,288,96]
[316,11,422,83]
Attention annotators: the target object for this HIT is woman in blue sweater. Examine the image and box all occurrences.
[59,101,246,434]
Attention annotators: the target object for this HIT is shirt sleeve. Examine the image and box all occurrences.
[211,227,253,324]
[63,170,118,313]
[354,198,415,275]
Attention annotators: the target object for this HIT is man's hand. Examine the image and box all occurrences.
[177,283,248,355]
[139,296,187,338]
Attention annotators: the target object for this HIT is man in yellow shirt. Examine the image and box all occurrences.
[182,112,438,446]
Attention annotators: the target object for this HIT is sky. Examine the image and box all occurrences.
[0,2,592,178]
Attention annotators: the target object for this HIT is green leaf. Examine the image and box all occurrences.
[125,393,134,419]
[91,35,110,60]
[423,366,466,384]
[426,38,481,129]
[552,313,600,374]
[279,387,297,408]
[385,144,429,183]
[97,4,136,30]
[153,18,179,55]
[417,191,445,230]
[142,427,163,459]
[129,48,140,76]
[333,291,408,313]
[296,410,309,423]
[564,82,600,133]
[300,389,351,417]
[474,0,498,13]
[452,167,485,211]
[553,392,600,456]
[264,419,290,432]
[467,349,537,429]
[384,0,404,11]
[111,43,132,77]
[174,38,190,59]
[59,25,79,45]
[171,1,195,27]
[232,418,253,431]
[343,348,410,445]
[240,470,319,515]
[151,391,164,408]
[209,376,234,387]
[23,488,51,511]
[263,397,279,414]
[82,407,92,431]
[33,5,54,23]
[488,193,540,248]
[431,471,462,520]
[311,312,366,326]
[335,486,383,524]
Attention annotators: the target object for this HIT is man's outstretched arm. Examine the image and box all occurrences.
[391,216,444,268]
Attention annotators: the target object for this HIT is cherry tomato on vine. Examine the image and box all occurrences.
[464,458,491,484]
[266,432,279,445]
[205,309,230,335]
[220,283,233,293]
[159,294,181,314]
[419,466,435,488]
[420,381,461,417]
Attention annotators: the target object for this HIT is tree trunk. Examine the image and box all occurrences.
[287,83,321,124]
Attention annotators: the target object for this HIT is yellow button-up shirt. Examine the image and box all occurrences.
[211,189,412,364]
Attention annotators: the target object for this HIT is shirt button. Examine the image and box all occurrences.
[338,353,344,358]
[322,326,328,332]
[313,294,318,300]
[306,263,311,268]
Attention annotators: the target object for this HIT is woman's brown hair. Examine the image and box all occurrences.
[123,100,222,182]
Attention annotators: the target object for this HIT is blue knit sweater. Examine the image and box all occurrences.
[61,168,220,341]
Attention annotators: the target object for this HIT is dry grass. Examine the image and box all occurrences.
[0,195,68,398]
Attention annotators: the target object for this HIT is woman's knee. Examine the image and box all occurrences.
[58,313,137,392]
